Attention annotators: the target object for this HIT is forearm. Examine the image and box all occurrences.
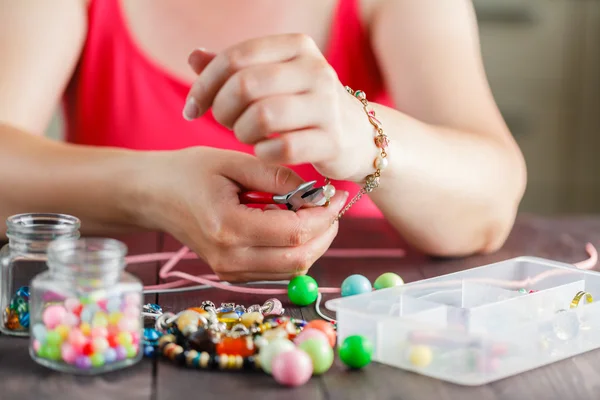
[359,104,527,256]
[0,123,155,237]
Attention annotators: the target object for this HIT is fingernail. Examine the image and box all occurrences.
[342,191,350,202]
[255,140,282,160]
[182,97,199,121]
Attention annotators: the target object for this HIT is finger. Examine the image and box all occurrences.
[232,93,330,145]
[183,33,320,120]
[188,48,217,75]
[218,221,339,281]
[218,151,305,193]
[226,190,348,247]
[254,128,334,165]
[212,57,332,128]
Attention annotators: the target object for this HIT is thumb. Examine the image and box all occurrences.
[188,48,217,75]
[220,152,307,195]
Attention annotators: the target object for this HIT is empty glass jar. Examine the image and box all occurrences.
[29,237,143,374]
[0,213,80,336]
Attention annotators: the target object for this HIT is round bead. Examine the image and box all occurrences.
[106,297,121,313]
[293,328,330,347]
[32,340,41,353]
[408,345,433,367]
[143,345,156,358]
[92,312,109,328]
[90,353,105,367]
[32,324,47,342]
[322,184,336,200]
[45,330,63,347]
[108,312,123,326]
[143,328,161,342]
[64,298,80,313]
[117,331,133,346]
[92,337,109,353]
[75,355,92,369]
[258,338,295,375]
[373,272,404,290]
[42,305,66,330]
[61,313,79,327]
[240,311,264,328]
[341,274,372,297]
[61,343,77,364]
[115,345,128,361]
[104,348,117,363]
[45,344,62,361]
[80,322,91,336]
[91,326,108,338]
[298,338,334,375]
[288,276,319,306]
[176,310,200,331]
[304,320,336,347]
[355,90,366,100]
[272,349,313,387]
[374,155,388,170]
[125,344,137,358]
[55,324,70,341]
[67,329,87,353]
[339,335,373,369]
[261,327,289,342]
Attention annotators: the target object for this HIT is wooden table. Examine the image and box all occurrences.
[2,214,600,400]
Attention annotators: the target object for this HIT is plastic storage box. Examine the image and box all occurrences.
[325,256,600,385]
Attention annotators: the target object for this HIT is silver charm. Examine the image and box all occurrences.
[262,298,285,316]
[247,304,262,313]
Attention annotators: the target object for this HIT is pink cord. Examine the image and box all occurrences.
[127,242,598,295]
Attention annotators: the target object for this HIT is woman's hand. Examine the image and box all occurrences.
[182,34,378,183]
[142,147,348,282]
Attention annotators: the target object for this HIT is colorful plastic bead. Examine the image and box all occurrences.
[258,338,295,375]
[272,349,313,387]
[373,272,404,290]
[339,335,373,369]
[287,276,319,306]
[42,305,67,330]
[408,345,433,367]
[216,337,255,357]
[240,311,264,328]
[298,338,334,375]
[341,274,372,297]
[293,328,330,347]
[304,320,336,347]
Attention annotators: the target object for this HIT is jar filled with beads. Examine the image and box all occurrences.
[0,213,81,336]
[29,237,143,374]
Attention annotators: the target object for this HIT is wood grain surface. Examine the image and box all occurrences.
[2,215,600,400]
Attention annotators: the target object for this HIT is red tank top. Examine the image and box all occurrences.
[64,0,392,217]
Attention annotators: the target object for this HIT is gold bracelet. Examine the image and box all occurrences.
[324,86,390,220]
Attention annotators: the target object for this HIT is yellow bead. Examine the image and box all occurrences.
[176,310,200,331]
[408,345,433,367]
[240,312,264,328]
[261,327,289,341]
[117,331,133,346]
[80,322,91,336]
[108,312,123,326]
[92,312,109,328]
[55,325,70,341]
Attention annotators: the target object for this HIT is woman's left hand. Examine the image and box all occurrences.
[183,34,377,183]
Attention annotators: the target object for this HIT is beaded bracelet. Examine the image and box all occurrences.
[324,86,390,219]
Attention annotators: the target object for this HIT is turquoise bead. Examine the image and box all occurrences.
[341,274,372,297]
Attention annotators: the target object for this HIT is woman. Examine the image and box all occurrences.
[0,0,526,281]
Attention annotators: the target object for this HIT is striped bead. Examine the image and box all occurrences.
[200,352,210,368]
[186,350,199,367]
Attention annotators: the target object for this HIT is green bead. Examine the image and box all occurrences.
[288,276,319,306]
[373,273,404,290]
[45,330,62,347]
[298,338,333,375]
[339,335,373,369]
[90,353,105,367]
[45,344,62,361]
[37,345,48,359]
[125,344,137,358]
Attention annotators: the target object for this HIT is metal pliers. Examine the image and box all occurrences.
[239,180,327,211]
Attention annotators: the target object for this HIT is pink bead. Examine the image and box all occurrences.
[131,331,140,345]
[42,305,67,330]
[293,328,330,347]
[97,299,108,311]
[64,298,80,313]
[91,326,108,338]
[61,313,79,327]
[68,329,88,353]
[271,349,313,387]
[118,317,138,333]
[33,340,41,353]
[123,306,139,319]
[124,293,140,306]
[61,343,77,364]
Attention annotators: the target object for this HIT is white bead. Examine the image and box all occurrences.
[323,184,336,199]
[375,155,388,170]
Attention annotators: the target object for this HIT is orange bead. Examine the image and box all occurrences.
[215,337,255,357]
[304,320,336,347]
[187,307,209,317]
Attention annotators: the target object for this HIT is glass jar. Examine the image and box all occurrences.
[0,213,81,336]
[29,237,143,374]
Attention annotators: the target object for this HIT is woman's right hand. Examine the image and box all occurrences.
[139,146,349,282]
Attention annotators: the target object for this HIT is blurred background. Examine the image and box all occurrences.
[45,0,600,215]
